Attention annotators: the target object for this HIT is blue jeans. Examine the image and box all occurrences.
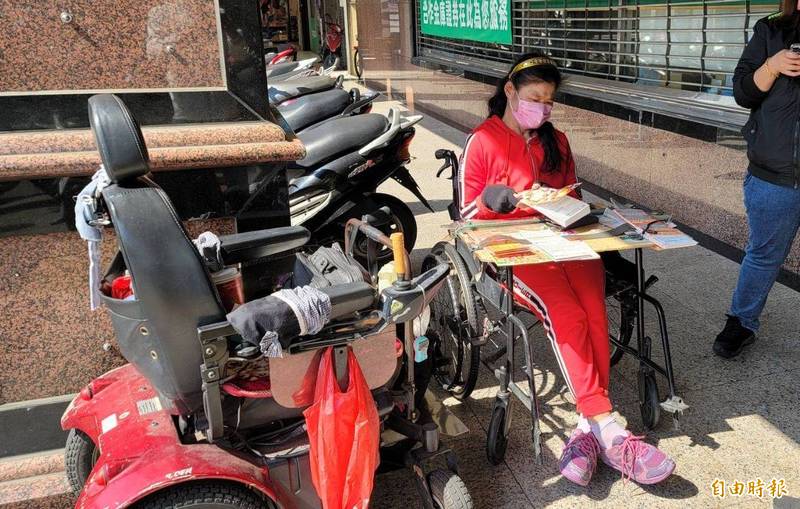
[730,173,800,331]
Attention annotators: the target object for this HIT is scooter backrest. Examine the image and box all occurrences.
[89,94,227,414]
[88,94,149,184]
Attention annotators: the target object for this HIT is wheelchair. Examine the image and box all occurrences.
[422,149,687,465]
[61,95,472,509]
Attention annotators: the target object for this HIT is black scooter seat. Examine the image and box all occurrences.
[292,114,389,170]
[278,88,352,133]
[266,61,301,78]
[268,75,336,105]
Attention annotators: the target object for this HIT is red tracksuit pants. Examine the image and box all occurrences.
[512,259,612,417]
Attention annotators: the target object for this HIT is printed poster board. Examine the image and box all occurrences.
[419,0,512,45]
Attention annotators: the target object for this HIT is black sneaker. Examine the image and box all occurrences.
[713,315,756,359]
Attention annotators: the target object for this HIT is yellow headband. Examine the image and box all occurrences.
[509,57,558,78]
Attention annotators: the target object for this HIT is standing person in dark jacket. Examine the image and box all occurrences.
[716,2,800,358]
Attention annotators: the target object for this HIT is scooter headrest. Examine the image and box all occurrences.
[88,94,150,183]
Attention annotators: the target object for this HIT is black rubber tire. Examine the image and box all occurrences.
[486,404,508,466]
[134,481,269,509]
[322,51,339,70]
[429,469,473,509]
[608,292,635,367]
[424,242,481,400]
[64,429,97,494]
[353,193,417,264]
[639,371,661,430]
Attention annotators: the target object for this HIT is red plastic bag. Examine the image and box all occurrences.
[303,347,380,509]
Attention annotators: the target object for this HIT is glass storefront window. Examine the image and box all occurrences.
[417,0,779,96]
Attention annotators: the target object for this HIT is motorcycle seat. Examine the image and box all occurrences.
[268,75,336,105]
[266,60,301,78]
[292,114,389,170]
[278,88,351,133]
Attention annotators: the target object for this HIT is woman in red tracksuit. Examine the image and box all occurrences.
[460,53,675,486]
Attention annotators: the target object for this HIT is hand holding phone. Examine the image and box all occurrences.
[766,48,800,78]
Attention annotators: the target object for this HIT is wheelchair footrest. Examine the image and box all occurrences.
[660,395,689,414]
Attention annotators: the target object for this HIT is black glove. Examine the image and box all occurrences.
[482,185,519,214]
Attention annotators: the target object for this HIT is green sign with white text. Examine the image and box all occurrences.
[420,0,512,45]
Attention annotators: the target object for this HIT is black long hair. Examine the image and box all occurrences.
[769,0,800,47]
[488,53,563,173]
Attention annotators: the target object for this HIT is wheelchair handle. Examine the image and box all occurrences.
[391,232,408,280]
[343,218,411,276]
[434,149,458,179]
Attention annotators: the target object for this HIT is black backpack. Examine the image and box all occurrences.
[291,243,369,288]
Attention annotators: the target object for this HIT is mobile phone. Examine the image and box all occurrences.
[791,43,800,54]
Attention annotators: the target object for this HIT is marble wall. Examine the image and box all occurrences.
[0,0,224,93]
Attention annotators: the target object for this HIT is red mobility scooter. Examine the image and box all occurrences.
[61,95,472,508]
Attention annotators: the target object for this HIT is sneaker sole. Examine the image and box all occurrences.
[713,333,756,359]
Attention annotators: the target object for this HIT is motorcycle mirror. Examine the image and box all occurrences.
[435,149,449,159]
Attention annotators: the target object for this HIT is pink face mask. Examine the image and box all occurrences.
[511,92,553,130]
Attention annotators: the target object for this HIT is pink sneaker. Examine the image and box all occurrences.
[599,433,675,485]
[559,429,600,486]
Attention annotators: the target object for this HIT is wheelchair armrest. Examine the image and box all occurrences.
[219,226,310,264]
[319,282,376,320]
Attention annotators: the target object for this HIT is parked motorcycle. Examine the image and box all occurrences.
[264,44,297,65]
[268,74,342,105]
[287,108,432,260]
[268,74,431,260]
[277,86,378,133]
[321,15,344,70]
[266,57,318,81]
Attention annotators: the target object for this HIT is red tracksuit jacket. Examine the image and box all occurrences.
[459,115,577,220]
[457,115,613,417]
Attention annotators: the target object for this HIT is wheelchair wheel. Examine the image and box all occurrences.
[639,370,661,430]
[607,290,635,367]
[424,242,481,400]
[486,404,508,465]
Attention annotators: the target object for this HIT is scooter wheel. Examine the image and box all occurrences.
[322,52,339,70]
[429,469,473,509]
[134,480,272,508]
[65,429,97,494]
[639,370,661,430]
[486,404,508,466]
